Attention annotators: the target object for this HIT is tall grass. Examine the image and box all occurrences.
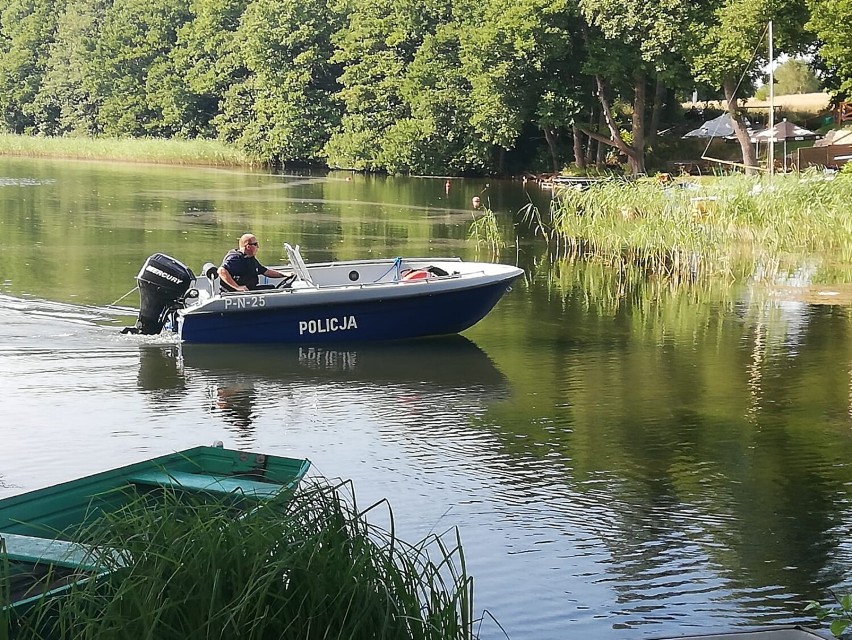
[11,480,477,640]
[0,134,258,167]
[532,171,852,284]
[468,208,508,259]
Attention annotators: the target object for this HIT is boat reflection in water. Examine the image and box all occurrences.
[136,344,186,404]
[181,335,506,386]
[211,381,257,434]
[137,335,508,440]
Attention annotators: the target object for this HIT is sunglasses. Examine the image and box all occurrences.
[246,241,259,246]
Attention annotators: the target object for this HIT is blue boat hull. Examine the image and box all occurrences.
[179,278,516,344]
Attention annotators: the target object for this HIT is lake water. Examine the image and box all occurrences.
[1,157,851,640]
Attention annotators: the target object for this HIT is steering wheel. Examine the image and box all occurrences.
[276,274,298,289]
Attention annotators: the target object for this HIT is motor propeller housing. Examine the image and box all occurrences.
[133,253,194,334]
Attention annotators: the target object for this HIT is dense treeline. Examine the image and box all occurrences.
[0,0,846,176]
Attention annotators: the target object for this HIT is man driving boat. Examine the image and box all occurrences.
[218,233,288,292]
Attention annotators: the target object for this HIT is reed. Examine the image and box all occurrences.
[468,208,507,259]
[0,134,258,167]
[535,171,852,283]
[13,480,477,640]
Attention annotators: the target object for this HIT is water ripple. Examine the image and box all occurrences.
[0,176,56,187]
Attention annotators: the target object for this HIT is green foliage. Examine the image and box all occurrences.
[756,58,821,99]
[578,0,699,174]
[774,58,822,94]
[807,0,852,99]
[89,0,192,137]
[805,593,852,638]
[329,0,583,174]
[579,0,693,72]
[325,0,439,171]
[0,0,837,175]
[691,0,811,90]
[29,0,105,136]
[169,0,250,137]
[14,481,478,640]
[686,0,811,172]
[535,91,583,130]
[323,125,382,170]
[216,0,344,163]
[0,0,64,133]
[460,0,577,148]
[392,26,492,175]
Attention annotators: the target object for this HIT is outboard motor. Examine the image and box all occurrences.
[133,253,194,335]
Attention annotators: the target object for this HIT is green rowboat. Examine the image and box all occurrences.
[1,445,310,618]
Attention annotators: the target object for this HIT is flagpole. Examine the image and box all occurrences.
[768,20,775,177]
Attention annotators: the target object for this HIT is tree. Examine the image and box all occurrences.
[535,90,585,173]
[578,0,694,175]
[29,0,107,136]
[88,0,192,136]
[216,0,344,163]
[807,0,852,99]
[774,58,821,94]
[689,0,811,173]
[167,0,251,137]
[380,24,491,175]
[0,0,64,133]
[325,0,448,171]
[755,58,821,99]
[457,0,584,174]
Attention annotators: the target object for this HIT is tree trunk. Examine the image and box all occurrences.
[586,107,596,165]
[723,77,757,174]
[572,124,586,170]
[629,71,647,175]
[648,75,666,145]
[595,111,606,167]
[543,127,559,174]
[581,75,645,175]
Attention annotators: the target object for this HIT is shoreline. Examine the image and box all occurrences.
[0,133,258,168]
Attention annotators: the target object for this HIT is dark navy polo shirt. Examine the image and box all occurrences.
[220,249,267,290]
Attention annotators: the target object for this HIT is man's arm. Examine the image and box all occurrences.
[218,266,248,291]
[263,268,286,279]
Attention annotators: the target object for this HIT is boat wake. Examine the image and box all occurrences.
[0,293,175,350]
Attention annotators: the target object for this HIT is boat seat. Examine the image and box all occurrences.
[283,243,315,286]
[127,470,283,499]
[1,532,104,570]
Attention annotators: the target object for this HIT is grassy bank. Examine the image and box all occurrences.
[530,172,852,285]
[0,134,258,167]
[7,480,479,640]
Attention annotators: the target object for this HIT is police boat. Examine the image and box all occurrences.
[126,244,523,344]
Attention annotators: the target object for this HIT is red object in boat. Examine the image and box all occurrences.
[401,269,431,281]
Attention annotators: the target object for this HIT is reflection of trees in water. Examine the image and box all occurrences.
[493,254,852,610]
[539,251,739,315]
